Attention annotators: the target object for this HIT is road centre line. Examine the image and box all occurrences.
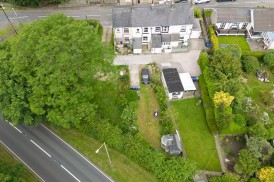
[30,140,51,158]
[40,124,114,182]
[0,140,45,182]
[61,165,81,182]
[9,123,22,133]
[9,16,29,20]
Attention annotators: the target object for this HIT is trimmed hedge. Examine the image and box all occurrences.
[242,50,266,62]
[199,74,218,134]
[198,51,209,72]
[208,25,219,52]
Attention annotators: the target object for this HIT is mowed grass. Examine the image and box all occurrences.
[0,144,39,182]
[218,36,251,51]
[171,98,222,171]
[137,84,161,148]
[48,126,157,182]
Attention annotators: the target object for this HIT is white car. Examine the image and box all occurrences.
[194,0,210,4]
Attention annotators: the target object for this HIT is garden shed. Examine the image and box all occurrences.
[179,73,196,98]
[162,68,184,100]
[161,133,182,155]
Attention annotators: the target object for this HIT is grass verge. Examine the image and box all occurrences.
[48,126,157,182]
[218,36,251,51]
[171,98,222,171]
[137,84,161,148]
[0,144,39,182]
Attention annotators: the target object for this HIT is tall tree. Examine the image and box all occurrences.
[0,14,112,128]
[247,137,274,162]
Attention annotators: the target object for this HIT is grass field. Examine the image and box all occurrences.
[218,36,251,51]
[137,84,161,148]
[48,126,157,182]
[171,98,222,172]
[0,144,39,182]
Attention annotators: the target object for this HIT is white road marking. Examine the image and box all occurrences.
[107,14,112,16]
[0,140,45,182]
[86,15,100,17]
[30,140,51,158]
[246,2,260,3]
[9,123,22,133]
[40,124,114,182]
[61,165,81,182]
[37,16,47,18]
[9,16,29,20]
[67,16,80,18]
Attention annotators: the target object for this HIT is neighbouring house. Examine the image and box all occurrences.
[162,68,184,100]
[179,73,196,98]
[210,7,274,49]
[112,4,201,54]
[161,133,182,155]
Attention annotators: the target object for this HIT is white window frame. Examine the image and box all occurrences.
[143,27,149,33]
[180,26,186,32]
[162,26,169,33]
[124,28,129,34]
[142,36,148,42]
[155,27,161,32]
[124,37,129,43]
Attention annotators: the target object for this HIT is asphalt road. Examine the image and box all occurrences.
[0,121,113,182]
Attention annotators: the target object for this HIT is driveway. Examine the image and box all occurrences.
[114,50,202,76]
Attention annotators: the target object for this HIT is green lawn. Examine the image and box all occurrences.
[218,36,251,51]
[171,98,222,172]
[137,84,161,148]
[48,126,157,182]
[0,144,39,182]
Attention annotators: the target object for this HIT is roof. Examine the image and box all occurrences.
[163,68,184,93]
[171,33,180,42]
[211,8,251,24]
[253,9,274,32]
[161,134,182,155]
[179,73,196,91]
[151,34,162,48]
[112,4,194,28]
[133,38,142,49]
[193,18,201,31]
[266,32,274,41]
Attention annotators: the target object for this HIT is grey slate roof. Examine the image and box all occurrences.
[161,134,182,155]
[163,68,184,93]
[171,33,180,42]
[112,4,194,28]
[151,34,162,48]
[212,8,251,24]
[133,38,142,49]
[253,9,274,32]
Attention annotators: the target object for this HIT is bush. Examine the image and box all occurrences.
[263,50,274,66]
[194,8,202,18]
[208,25,220,52]
[242,51,266,62]
[226,44,242,59]
[125,90,139,102]
[242,56,260,73]
[199,75,218,134]
[198,51,209,72]
[204,10,212,18]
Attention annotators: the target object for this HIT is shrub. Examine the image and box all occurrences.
[242,50,266,62]
[242,56,260,73]
[226,44,242,60]
[198,51,209,72]
[263,50,274,66]
[234,114,246,129]
[194,8,202,18]
[204,10,212,18]
[208,25,220,52]
[199,75,218,134]
[125,90,139,102]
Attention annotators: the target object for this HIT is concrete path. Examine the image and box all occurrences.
[102,26,112,43]
[214,134,227,172]
[114,50,202,76]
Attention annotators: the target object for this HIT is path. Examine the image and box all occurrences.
[214,134,227,172]
[102,26,112,43]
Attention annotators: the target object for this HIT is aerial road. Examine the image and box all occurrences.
[0,120,113,182]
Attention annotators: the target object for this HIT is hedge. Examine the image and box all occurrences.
[208,25,219,52]
[87,19,103,39]
[198,51,209,72]
[242,50,267,62]
[199,74,218,134]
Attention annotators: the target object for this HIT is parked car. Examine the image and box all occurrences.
[141,68,150,84]
[175,0,188,3]
[194,0,210,4]
[216,0,236,2]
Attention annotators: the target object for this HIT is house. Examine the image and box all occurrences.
[161,133,182,155]
[112,4,201,54]
[162,68,184,100]
[119,0,152,5]
[179,73,196,98]
[210,7,274,49]
[210,8,252,36]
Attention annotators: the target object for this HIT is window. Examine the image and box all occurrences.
[180,36,184,42]
[220,23,226,29]
[180,26,186,32]
[143,27,148,33]
[162,26,169,33]
[163,42,170,45]
[155,27,161,32]
[136,28,140,33]
[124,28,129,34]
[124,37,129,43]
[231,23,239,29]
[116,28,120,32]
[241,23,248,29]
[143,36,148,42]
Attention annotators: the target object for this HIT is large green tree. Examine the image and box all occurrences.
[0,14,112,128]
[247,137,274,162]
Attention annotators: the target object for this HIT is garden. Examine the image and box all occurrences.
[171,98,222,172]
[218,36,251,51]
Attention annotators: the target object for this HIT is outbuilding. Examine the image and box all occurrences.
[179,73,196,98]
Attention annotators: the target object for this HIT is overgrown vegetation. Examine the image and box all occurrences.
[208,25,219,52]
[2,0,68,6]
[204,10,212,17]
[194,8,202,18]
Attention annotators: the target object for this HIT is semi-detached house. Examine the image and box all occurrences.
[112,4,201,54]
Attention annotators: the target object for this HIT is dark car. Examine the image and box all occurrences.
[141,68,150,84]
[216,0,236,2]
